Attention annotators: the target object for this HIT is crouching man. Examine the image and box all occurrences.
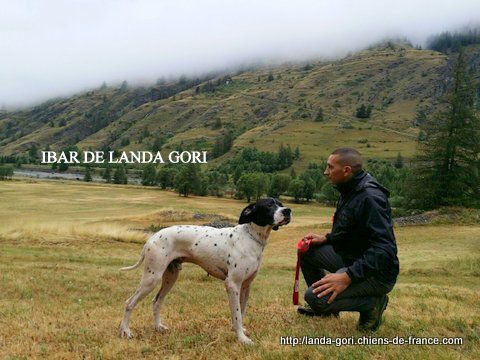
[298,148,399,331]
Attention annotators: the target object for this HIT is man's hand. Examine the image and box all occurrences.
[312,272,352,304]
[302,233,327,246]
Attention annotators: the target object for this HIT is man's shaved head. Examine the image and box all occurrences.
[331,148,363,174]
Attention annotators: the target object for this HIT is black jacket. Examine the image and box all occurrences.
[325,171,399,286]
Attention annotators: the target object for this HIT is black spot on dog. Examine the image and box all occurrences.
[234,264,237,268]
[214,243,217,246]
[228,254,230,257]
[230,234,233,238]
[227,261,230,265]
[195,243,198,246]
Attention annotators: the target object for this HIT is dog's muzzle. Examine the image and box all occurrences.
[272,208,292,231]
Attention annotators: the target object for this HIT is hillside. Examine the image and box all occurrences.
[1,43,479,171]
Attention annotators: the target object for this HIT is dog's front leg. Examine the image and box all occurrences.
[230,282,249,334]
[240,283,251,318]
[225,278,253,345]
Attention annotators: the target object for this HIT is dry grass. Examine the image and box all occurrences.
[0,179,479,359]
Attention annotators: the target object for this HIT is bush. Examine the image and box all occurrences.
[120,137,130,147]
[83,166,92,182]
[113,167,128,184]
[156,167,178,189]
[315,108,324,122]
[355,104,373,119]
[268,174,291,198]
[173,164,204,197]
[288,179,305,203]
[389,195,406,208]
[236,172,270,202]
[340,121,353,129]
[141,164,157,186]
[317,182,337,205]
[0,165,14,180]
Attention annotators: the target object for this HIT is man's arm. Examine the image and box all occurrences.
[312,272,351,303]
[302,232,328,246]
[302,233,352,302]
[346,191,397,283]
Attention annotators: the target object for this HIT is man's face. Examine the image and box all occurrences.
[324,154,353,185]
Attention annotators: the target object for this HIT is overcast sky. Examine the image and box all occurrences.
[1,0,479,108]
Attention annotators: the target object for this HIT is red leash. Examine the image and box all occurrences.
[293,239,311,305]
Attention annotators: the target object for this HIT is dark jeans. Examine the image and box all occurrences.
[300,244,394,314]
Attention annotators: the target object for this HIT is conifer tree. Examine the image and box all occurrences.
[411,49,480,208]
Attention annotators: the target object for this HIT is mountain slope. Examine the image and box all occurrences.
[1,43,478,170]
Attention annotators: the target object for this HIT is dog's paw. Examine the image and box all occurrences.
[238,335,254,345]
[120,328,134,339]
[231,326,247,334]
[154,324,169,332]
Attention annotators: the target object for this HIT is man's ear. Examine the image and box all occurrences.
[239,203,256,224]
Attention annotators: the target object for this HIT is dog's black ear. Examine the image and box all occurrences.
[239,203,256,224]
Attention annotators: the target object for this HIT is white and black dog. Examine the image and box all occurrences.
[120,198,291,344]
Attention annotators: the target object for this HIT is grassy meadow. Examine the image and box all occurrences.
[0,179,479,359]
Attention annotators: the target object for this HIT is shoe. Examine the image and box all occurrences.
[357,295,389,332]
[297,304,339,318]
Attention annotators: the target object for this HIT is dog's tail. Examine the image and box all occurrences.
[120,245,146,271]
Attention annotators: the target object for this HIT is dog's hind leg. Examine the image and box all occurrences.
[152,260,181,332]
[120,262,168,338]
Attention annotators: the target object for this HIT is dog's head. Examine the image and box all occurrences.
[238,198,291,231]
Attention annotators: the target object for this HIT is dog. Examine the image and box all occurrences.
[119,198,291,344]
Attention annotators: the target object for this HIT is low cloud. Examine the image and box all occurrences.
[1,0,479,108]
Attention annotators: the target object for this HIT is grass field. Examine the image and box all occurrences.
[0,179,479,359]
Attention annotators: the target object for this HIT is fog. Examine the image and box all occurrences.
[1,0,479,108]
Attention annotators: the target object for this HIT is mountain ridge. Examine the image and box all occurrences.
[1,43,479,170]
